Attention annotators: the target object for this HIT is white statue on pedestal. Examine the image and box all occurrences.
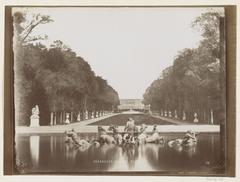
[169,111,172,117]
[77,112,81,122]
[65,113,70,124]
[85,110,88,120]
[182,111,186,120]
[193,112,199,123]
[174,110,178,118]
[30,105,40,127]
[96,111,99,117]
[164,110,167,117]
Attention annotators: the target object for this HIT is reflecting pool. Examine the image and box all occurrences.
[15,133,224,174]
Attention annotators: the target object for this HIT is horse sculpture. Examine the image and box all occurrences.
[64,123,197,155]
[65,129,80,146]
[108,125,123,145]
[138,124,165,144]
[138,124,148,144]
[98,126,116,145]
[168,131,198,149]
[64,129,91,149]
[145,125,165,144]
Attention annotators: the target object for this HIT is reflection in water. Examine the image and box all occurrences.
[185,145,197,158]
[30,135,39,167]
[143,143,165,170]
[50,135,57,158]
[132,144,158,171]
[65,142,78,163]
[122,145,139,169]
[15,133,223,173]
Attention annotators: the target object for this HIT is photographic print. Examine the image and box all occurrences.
[11,6,228,175]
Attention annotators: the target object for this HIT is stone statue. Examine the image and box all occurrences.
[164,110,167,117]
[182,111,186,120]
[174,110,178,118]
[169,111,172,117]
[85,110,88,120]
[65,113,70,124]
[193,112,199,123]
[77,112,81,122]
[30,105,40,127]
[96,111,99,117]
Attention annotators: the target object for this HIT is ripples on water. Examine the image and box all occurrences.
[15,133,223,174]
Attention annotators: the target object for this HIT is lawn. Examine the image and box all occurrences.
[89,114,175,126]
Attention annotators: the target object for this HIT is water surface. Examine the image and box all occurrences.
[15,133,223,174]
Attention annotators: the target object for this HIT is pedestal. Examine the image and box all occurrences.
[77,113,81,122]
[30,117,39,127]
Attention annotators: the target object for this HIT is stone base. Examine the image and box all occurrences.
[30,118,39,127]
[194,119,199,123]
[65,119,70,124]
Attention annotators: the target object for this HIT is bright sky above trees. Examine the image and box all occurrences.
[13,7,223,99]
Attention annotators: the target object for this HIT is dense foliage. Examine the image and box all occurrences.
[13,12,119,126]
[143,12,225,124]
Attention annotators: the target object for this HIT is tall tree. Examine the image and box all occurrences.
[143,10,224,124]
[13,11,120,126]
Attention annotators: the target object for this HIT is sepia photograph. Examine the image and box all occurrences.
[4,5,234,176]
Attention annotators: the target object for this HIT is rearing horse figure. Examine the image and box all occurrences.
[138,124,165,144]
[145,125,165,144]
[97,126,116,145]
[108,125,123,145]
[168,130,198,149]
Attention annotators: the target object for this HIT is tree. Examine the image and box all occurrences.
[13,11,120,125]
[14,11,53,42]
[143,10,224,124]
[13,11,54,125]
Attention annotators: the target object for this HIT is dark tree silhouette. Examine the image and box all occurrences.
[13,11,119,126]
[143,11,225,124]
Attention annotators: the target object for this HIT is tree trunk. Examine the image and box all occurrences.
[71,111,73,123]
[50,112,54,126]
[54,112,57,125]
[59,111,62,124]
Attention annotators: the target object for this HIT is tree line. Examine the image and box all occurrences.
[13,11,119,126]
[143,11,226,124]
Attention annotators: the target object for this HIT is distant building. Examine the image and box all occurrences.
[118,99,148,111]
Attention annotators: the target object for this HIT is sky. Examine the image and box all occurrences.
[13,7,222,99]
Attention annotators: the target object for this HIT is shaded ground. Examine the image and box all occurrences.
[88,114,174,126]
